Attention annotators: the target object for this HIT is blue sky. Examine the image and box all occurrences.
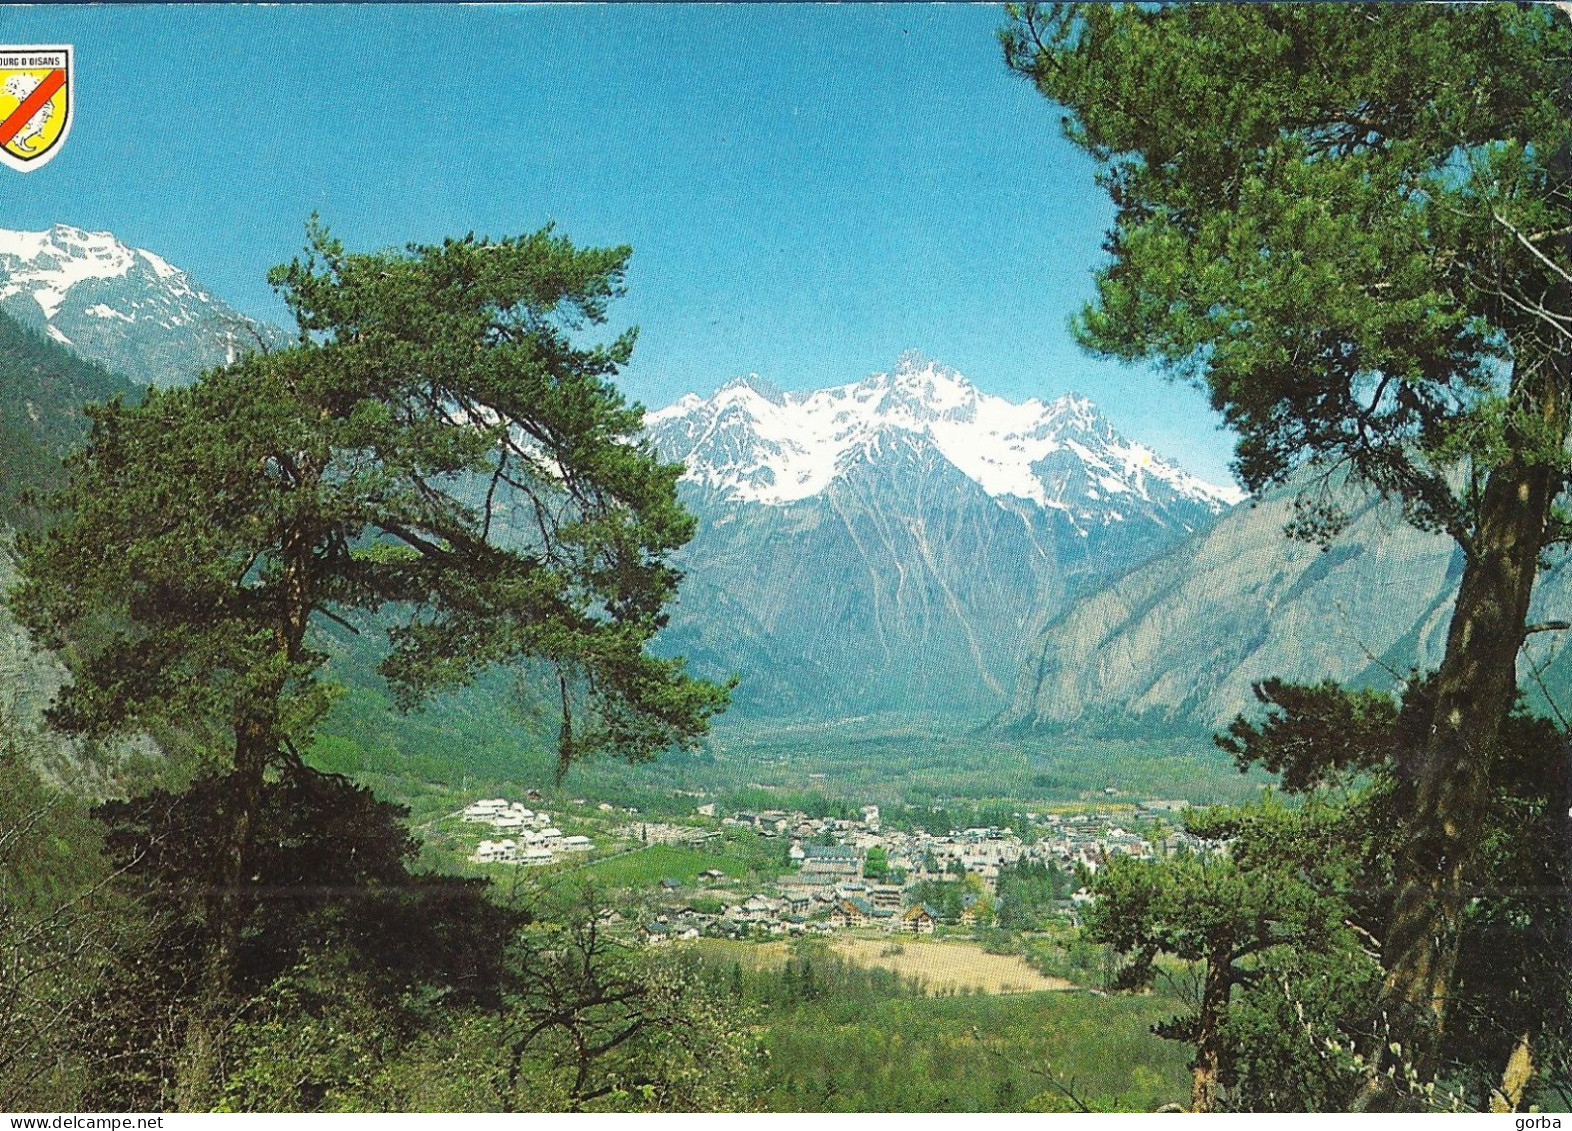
[0,3,1240,483]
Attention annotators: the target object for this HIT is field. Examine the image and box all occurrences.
[309,676,1270,824]
[697,936,1073,995]
[830,937,1073,995]
[595,719,1271,812]
[569,844,747,887]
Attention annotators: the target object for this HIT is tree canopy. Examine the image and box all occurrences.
[1004,2,1572,1085]
[1085,800,1374,1112]
[7,223,731,1103]
[12,222,729,778]
[1003,3,1572,544]
[1088,675,1570,1111]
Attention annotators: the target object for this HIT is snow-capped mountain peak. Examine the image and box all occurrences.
[0,222,287,385]
[714,372,787,406]
[646,355,1244,523]
[0,224,209,321]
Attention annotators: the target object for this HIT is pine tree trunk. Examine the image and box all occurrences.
[179,510,315,1109]
[1191,944,1232,1113]
[208,717,270,997]
[1490,1031,1535,1113]
[1377,357,1569,1083]
[177,714,270,1111]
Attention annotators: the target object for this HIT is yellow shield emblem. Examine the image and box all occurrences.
[0,46,72,173]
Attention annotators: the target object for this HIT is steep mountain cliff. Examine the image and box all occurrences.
[0,306,156,791]
[1001,476,1572,732]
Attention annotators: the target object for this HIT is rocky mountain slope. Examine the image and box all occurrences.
[0,307,157,791]
[0,224,288,387]
[647,354,1242,718]
[1000,475,1572,732]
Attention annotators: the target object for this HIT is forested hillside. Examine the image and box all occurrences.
[0,305,140,523]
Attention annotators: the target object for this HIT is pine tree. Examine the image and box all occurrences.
[1004,3,1572,1085]
[9,221,729,1100]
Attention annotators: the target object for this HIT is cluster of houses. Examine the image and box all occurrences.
[463,798,593,865]
[636,808,1040,943]
[642,891,821,944]
[454,790,1215,938]
[638,799,1219,942]
[1033,807,1215,873]
[640,886,949,944]
[722,801,1195,891]
[722,803,881,839]
[638,850,1002,944]
[618,821,721,847]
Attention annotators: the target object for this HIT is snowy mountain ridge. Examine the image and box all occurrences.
[646,351,1243,526]
[0,223,287,384]
[0,225,189,321]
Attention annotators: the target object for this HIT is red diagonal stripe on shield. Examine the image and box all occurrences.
[0,68,66,148]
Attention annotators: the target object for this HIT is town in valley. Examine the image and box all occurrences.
[453,784,1214,945]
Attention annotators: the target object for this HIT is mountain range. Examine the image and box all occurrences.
[645,354,1241,718]
[8,223,1560,750]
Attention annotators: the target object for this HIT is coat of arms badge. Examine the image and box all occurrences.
[0,45,72,172]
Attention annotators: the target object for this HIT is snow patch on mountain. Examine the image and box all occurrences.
[136,248,182,280]
[647,351,1244,519]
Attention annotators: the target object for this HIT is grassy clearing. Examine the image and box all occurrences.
[697,935,1074,995]
[311,680,1265,819]
[570,844,748,888]
[830,936,1074,995]
[692,937,792,970]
